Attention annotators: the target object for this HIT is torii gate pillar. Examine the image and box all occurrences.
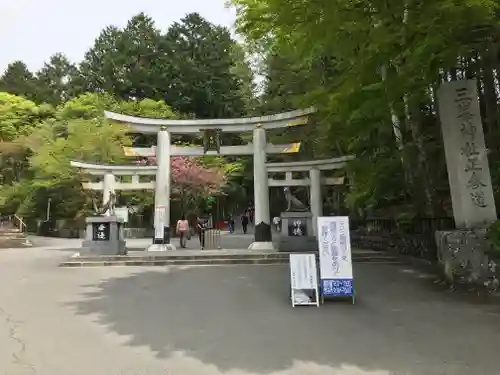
[249,125,273,250]
[150,128,176,251]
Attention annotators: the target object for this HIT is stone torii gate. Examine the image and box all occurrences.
[96,108,315,251]
[71,143,305,204]
[70,161,157,201]
[266,156,354,235]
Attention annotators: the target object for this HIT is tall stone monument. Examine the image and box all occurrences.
[437,79,497,228]
[436,79,498,288]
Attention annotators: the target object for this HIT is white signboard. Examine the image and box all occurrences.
[317,216,354,302]
[114,206,129,223]
[154,206,167,240]
[289,254,320,307]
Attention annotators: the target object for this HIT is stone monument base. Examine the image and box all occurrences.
[276,236,318,252]
[81,216,126,256]
[435,229,499,293]
[276,211,318,252]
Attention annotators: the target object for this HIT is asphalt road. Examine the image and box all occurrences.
[1,244,500,374]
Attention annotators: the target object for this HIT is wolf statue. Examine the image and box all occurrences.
[283,187,309,212]
[93,191,117,216]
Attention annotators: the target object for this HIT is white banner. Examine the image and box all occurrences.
[289,254,318,289]
[289,253,319,307]
[114,207,129,223]
[317,216,353,279]
[154,206,166,239]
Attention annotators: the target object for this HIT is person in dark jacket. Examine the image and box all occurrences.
[227,215,235,233]
[197,218,207,249]
[241,214,249,234]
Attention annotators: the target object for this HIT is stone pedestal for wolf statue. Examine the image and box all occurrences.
[81,191,126,256]
[277,187,317,252]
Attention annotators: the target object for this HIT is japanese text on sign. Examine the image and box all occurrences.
[317,216,354,300]
[292,220,303,236]
[97,225,106,239]
[93,222,110,241]
[322,279,353,297]
[154,206,167,240]
[317,216,352,280]
[287,218,306,237]
[455,87,488,208]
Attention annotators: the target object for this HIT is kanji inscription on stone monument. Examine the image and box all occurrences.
[437,79,496,228]
[288,219,307,237]
[92,223,110,241]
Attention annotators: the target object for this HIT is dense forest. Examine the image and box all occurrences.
[2,1,500,229]
[231,0,500,219]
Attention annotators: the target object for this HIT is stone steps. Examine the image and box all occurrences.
[0,232,25,238]
[0,228,31,248]
[60,251,399,267]
[0,228,20,232]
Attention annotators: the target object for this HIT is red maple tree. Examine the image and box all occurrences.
[136,156,226,198]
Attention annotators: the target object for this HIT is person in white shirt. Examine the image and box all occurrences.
[176,215,189,248]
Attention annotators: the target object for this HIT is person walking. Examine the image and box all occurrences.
[197,218,207,249]
[176,215,189,248]
[241,214,249,234]
[227,214,235,234]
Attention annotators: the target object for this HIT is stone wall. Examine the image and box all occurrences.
[435,229,500,294]
[351,231,438,262]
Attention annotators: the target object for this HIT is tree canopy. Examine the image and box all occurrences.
[232,0,500,216]
[3,3,498,227]
[0,12,256,227]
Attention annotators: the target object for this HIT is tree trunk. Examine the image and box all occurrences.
[405,92,438,215]
[381,65,404,151]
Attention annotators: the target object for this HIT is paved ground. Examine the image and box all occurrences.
[29,228,257,250]
[1,242,500,374]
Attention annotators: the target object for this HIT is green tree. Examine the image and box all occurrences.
[0,92,243,222]
[79,13,164,100]
[34,53,80,105]
[232,0,500,215]
[75,12,254,119]
[12,93,133,219]
[162,12,247,118]
[0,92,53,141]
[0,61,38,101]
[229,43,257,114]
[0,93,55,213]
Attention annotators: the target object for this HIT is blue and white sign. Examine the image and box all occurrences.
[317,216,354,302]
